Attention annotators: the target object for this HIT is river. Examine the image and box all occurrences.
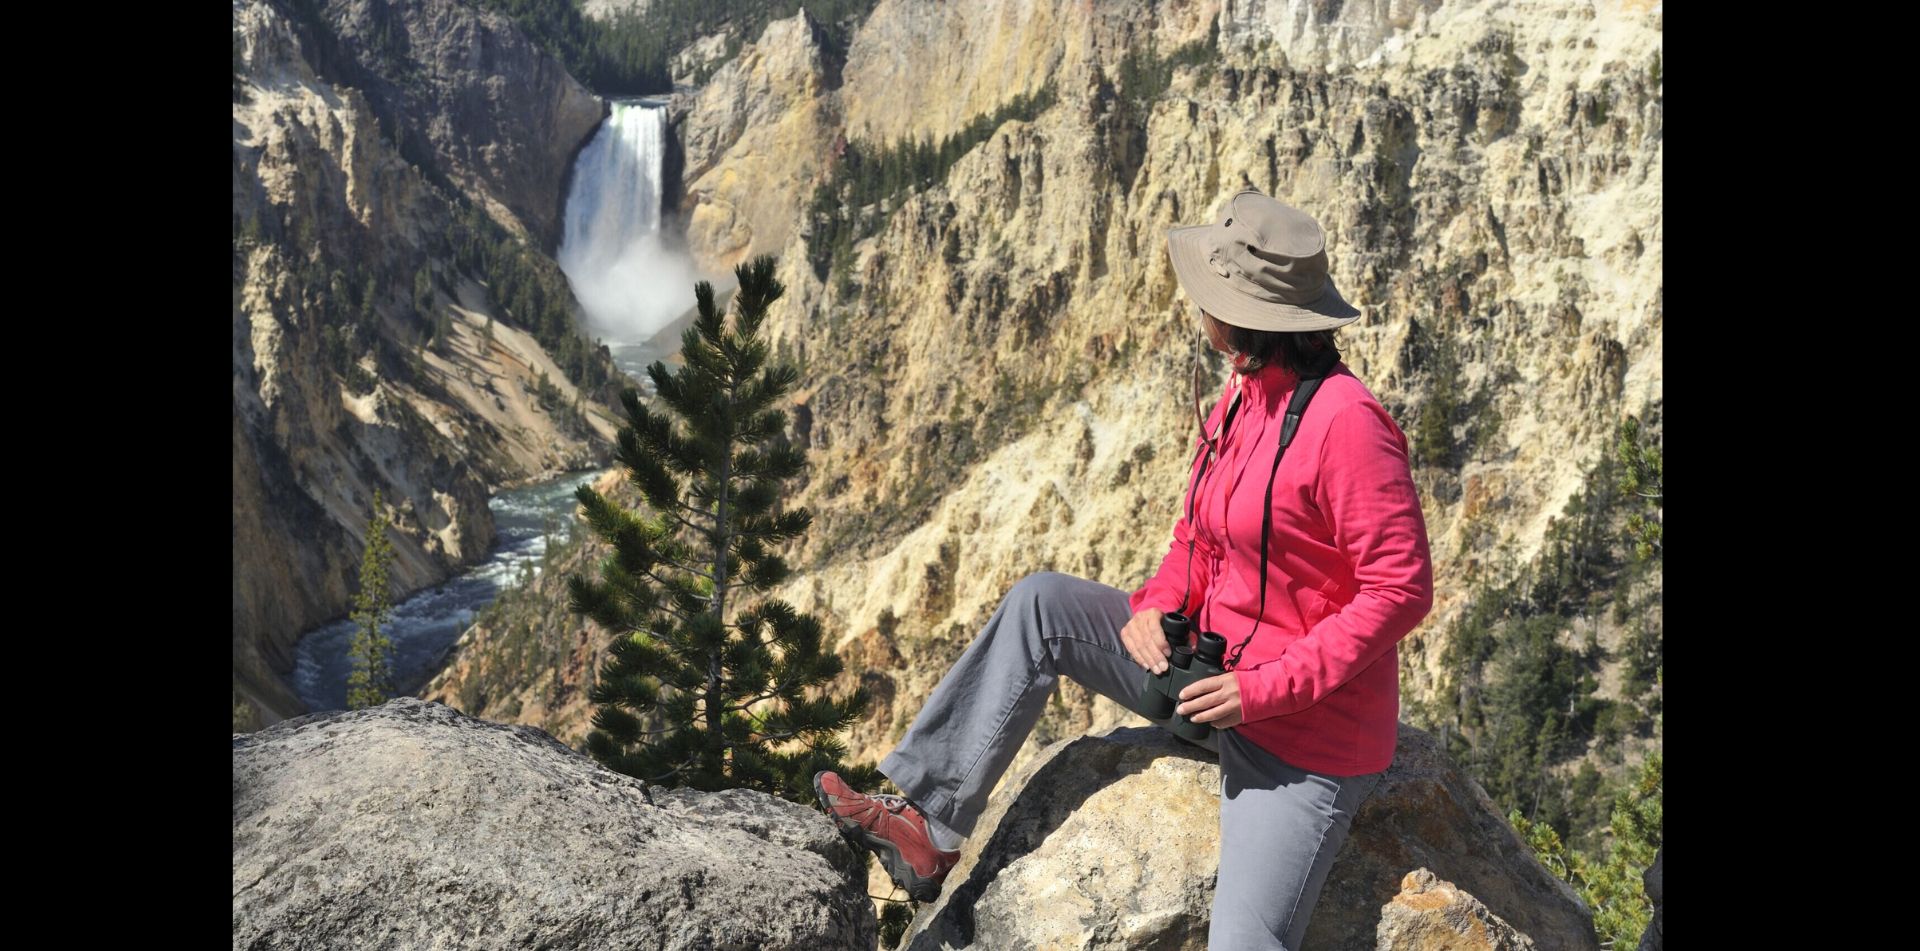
[289,467,614,712]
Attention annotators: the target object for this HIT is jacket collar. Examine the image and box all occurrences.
[1231,356,1302,402]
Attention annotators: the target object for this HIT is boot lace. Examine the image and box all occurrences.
[869,792,917,816]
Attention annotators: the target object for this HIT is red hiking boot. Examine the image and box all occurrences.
[813,770,962,902]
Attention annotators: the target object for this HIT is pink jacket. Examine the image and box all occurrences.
[1129,357,1434,775]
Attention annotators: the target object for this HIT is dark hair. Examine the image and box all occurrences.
[1205,311,1343,377]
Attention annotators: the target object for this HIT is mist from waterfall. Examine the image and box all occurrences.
[557,99,700,344]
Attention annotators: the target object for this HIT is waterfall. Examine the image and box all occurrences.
[557,99,699,344]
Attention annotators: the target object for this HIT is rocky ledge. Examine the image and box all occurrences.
[231,699,1612,950]
[231,697,876,950]
[902,724,1599,951]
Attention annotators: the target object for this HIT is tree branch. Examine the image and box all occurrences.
[650,600,699,623]
[640,567,716,605]
[729,677,804,712]
[650,556,715,581]
[657,505,715,536]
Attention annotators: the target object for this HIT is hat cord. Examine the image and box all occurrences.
[1178,387,1242,618]
[1177,439,1205,612]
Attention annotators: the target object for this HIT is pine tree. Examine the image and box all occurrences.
[567,254,878,803]
[414,265,430,314]
[233,33,251,105]
[347,488,399,709]
[1616,414,1663,561]
[359,271,381,323]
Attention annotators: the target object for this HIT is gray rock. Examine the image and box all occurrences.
[903,724,1597,951]
[232,697,877,950]
[1635,847,1661,951]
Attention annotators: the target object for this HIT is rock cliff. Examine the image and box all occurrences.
[669,6,842,271]
[232,0,624,728]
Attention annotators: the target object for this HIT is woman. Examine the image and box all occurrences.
[815,187,1434,950]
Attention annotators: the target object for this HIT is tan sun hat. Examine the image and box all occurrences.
[1167,187,1362,331]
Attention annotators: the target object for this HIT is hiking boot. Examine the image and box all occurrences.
[813,770,962,902]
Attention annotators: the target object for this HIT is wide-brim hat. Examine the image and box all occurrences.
[1167,187,1362,332]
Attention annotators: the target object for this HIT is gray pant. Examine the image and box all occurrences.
[879,571,1384,950]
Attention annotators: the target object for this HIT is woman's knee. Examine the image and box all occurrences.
[1006,570,1077,609]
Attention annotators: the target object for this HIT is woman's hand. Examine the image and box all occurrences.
[1176,673,1244,729]
[1120,608,1171,674]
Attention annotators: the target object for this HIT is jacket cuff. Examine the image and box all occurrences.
[1128,587,1176,615]
[1233,664,1288,724]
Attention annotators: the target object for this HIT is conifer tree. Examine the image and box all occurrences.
[414,265,434,319]
[347,488,398,709]
[1616,414,1663,561]
[233,34,250,104]
[568,254,879,803]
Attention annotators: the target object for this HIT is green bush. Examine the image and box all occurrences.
[1512,751,1661,949]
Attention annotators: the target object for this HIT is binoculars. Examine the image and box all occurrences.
[1135,611,1228,743]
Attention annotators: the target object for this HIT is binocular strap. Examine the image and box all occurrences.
[1224,372,1325,672]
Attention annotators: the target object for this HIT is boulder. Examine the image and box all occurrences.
[232,697,876,950]
[1377,868,1538,950]
[902,724,1597,951]
[1635,847,1662,951]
